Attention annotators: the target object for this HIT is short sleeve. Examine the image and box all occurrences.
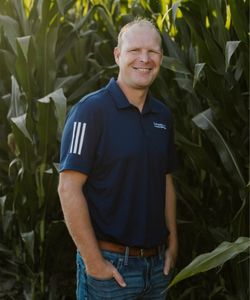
[166,114,178,174]
[59,100,101,175]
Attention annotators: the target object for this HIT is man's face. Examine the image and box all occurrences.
[114,24,163,91]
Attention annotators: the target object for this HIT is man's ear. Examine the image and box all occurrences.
[114,47,120,65]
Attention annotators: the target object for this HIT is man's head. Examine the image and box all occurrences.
[114,18,163,91]
[117,18,162,49]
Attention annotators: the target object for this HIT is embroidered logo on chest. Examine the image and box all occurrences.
[153,122,167,130]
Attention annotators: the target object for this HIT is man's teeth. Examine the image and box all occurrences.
[134,68,151,72]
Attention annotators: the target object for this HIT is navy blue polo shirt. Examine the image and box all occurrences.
[60,78,177,248]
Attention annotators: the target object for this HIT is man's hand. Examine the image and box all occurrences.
[163,248,177,276]
[86,259,126,287]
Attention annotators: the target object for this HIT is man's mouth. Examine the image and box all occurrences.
[133,67,152,72]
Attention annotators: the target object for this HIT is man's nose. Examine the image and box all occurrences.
[139,51,149,63]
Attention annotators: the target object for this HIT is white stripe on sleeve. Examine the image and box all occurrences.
[69,122,87,155]
[78,123,86,155]
[69,122,77,153]
[73,122,82,154]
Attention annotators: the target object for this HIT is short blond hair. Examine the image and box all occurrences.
[117,18,162,48]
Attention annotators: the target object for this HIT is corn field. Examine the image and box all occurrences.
[0,0,249,299]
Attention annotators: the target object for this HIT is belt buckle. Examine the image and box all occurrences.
[140,248,144,257]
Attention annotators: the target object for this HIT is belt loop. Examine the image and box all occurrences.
[124,246,129,265]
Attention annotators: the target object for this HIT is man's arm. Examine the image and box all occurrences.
[58,170,126,286]
[164,174,178,275]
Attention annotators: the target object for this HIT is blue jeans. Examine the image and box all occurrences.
[76,249,174,300]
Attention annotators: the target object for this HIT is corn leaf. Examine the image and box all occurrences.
[21,231,35,263]
[38,89,67,135]
[168,237,250,288]
[228,0,248,43]
[225,41,241,71]
[11,114,32,142]
[36,99,56,161]
[16,36,31,62]
[0,15,19,53]
[193,63,206,87]
[161,56,191,74]
[192,109,245,188]
[0,49,15,75]
[2,211,14,235]
[7,76,25,119]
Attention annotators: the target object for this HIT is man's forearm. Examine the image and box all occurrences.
[58,171,126,285]
[61,193,102,262]
[58,173,103,271]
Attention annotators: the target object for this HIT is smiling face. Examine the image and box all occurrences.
[114,23,163,92]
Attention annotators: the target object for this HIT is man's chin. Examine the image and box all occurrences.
[133,79,154,89]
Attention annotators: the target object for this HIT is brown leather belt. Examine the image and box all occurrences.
[98,240,162,257]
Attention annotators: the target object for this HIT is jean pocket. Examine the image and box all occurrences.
[86,273,123,299]
[76,252,88,300]
[102,251,124,271]
[86,252,124,281]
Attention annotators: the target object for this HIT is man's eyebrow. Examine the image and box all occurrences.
[149,48,162,52]
[127,47,139,50]
[126,46,161,51]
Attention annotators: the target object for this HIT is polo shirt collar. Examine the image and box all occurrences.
[107,78,161,114]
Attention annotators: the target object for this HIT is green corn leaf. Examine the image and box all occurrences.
[11,0,29,36]
[94,40,115,66]
[11,113,32,142]
[53,163,60,173]
[2,210,14,235]
[174,77,194,94]
[10,113,35,170]
[225,41,241,71]
[228,0,248,43]
[36,16,59,95]
[21,231,35,262]
[175,132,220,177]
[161,56,191,75]
[7,76,25,119]
[56,0,67,15]
[15,36,33,100]
[201,27,225,72]
[36,98,55,161]
[192,109,245,188]
[0,15,19,54]
[193,63,206,87]
[206,0,229,48]
[0,195,7,214]
[0,49,15,75]
[55,74,82,91]
[168,237,250,289]
[162,31,182,60]
[68,70,105,102]
[36,89,66,162]
[16,36,31,62]
[171,0,182,23]
[41,26,58,94]
[179,6,213,67]
[38,89,67,135]
[95,5,117,41]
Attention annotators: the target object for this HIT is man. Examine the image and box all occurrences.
[58,18,178,300]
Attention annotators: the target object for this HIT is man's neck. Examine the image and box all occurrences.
[116,80,148,112]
